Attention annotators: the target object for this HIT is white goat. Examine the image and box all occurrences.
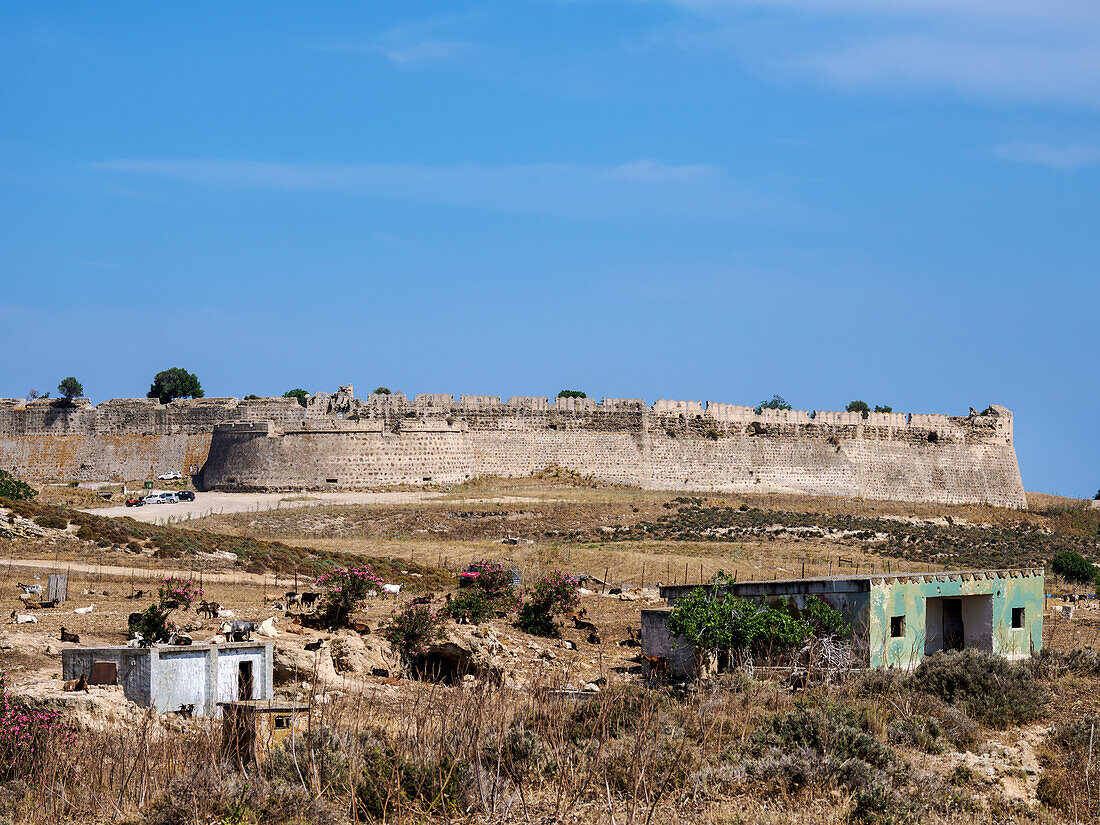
[381,583,402,598]
[11,612,38,624]
[216,608,235,619]
[73,604,95,615]
[257,617,279,638]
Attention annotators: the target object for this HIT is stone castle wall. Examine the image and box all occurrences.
[0,391,1028,508]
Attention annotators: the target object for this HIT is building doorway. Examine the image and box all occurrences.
[238,661,254,700]
[925,595,993,656]
[941,599,964,651]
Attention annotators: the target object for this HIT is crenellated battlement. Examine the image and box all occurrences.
[0,388,1025,507]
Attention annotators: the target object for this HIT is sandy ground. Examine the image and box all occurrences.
[84,490,444,524]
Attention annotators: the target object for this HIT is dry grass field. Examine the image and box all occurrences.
[3,476,1100,824]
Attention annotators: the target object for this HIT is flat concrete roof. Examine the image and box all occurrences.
[63,642,269,654]
[660,568,1043,595]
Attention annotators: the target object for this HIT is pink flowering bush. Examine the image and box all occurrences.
[315,565,384,629]
[516,572,580,637]
[445,560,519,623]
[0,673,71,781]
[130,577,203,641]
[382,604,445,659]
[157,576,202,611]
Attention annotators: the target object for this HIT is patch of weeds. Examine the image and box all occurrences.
[906,650,1048,727]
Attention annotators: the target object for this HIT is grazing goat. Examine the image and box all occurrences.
[73,604,95,615]
[304,638,325,652]
[300,592,321,608]
[126,590,145,600]
[59,627,80,643]
[197,600,220,619]
[283,592,303,609]
[175,704,195,719]
[640,654,669,680]
[17,583,44,596]
[381,584,402,598]
[587,629,602,645]
[11,611,38,624]
[220,621,257,642]
[411,593,434,605]
[62,674,88,692]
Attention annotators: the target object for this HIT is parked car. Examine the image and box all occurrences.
[124,496,145,507]
[157,471,183,480]
[142,494,161,505]
[177,490,195,501]
[157,492,179,504]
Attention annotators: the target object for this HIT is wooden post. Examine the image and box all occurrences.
[603,565,609,594]
[640,561,645,591]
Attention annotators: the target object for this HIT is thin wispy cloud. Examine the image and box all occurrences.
[659,0,1100,107]
[311,13,479,66]
[89,158,755,219]
[995,142,1100,169]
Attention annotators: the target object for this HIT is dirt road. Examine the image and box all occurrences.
[82,490,444,525]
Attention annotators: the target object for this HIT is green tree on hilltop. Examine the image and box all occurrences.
[148,368,204,404]
[557,389,587,399]
[874,405,893,413]
[374,386,391,395]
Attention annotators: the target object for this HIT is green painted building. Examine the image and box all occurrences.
[646,568,1044,676]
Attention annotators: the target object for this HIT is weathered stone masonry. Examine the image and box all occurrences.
[0,389,1027,509]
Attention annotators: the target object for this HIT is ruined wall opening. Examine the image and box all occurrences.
[924,595,993,656]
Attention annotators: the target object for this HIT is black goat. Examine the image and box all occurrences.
[59,627,80,643]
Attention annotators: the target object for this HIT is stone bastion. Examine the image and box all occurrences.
[0,387,1027,508]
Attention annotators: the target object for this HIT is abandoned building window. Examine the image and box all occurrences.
[274,714,290,730]
[1012,607,1025,629]
[326,478,337,484]
[890,616,905,637]
[422,477,431,482]
[238,661,254,701]
[927,431,939,444]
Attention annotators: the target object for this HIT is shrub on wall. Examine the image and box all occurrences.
[846,400,870,419]
[755,395,792,414]
[282,388,309,407]
[57,376,83,404]
[556,390,587,399]
[148,368,204,404]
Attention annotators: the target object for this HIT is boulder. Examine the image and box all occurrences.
[329,631,399,676]
[272,642,342,687]
[416,626,507,683]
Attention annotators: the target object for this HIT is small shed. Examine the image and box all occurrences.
[220,699,311,766]
[643,568,1044,678]
[62,642,273,717]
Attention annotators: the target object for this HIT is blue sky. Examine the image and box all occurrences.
[1,1,1097,497]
